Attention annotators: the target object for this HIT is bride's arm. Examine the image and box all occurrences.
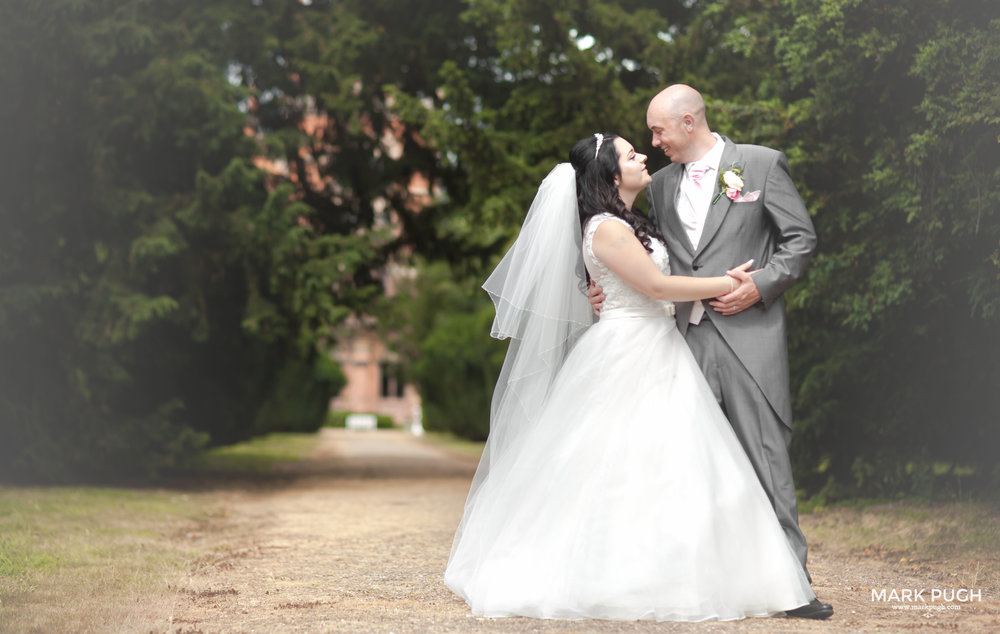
[591,219,739,302]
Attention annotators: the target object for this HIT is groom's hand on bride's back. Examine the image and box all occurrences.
[588,280,605,316]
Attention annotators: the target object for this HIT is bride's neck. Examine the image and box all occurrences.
[618,188,638,210]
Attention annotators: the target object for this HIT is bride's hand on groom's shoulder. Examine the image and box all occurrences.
[588,280,605,316]
[713,260,761,316]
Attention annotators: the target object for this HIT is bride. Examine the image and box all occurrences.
[444,133,815,621]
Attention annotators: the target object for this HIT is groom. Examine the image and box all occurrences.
[591,84,831,619]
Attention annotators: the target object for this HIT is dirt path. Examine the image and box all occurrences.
[153,429,999,633]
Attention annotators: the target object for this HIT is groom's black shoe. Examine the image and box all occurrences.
[784,598,833,620]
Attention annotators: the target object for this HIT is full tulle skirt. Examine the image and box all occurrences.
[445,310,814,621]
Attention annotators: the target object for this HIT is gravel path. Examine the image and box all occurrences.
[155,429,999,633]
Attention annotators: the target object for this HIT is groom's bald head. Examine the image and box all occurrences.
[648,85,707,126]
[646,84,714,164]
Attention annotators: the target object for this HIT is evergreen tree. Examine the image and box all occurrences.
[386,0,1000,496]
[0,1,362,479]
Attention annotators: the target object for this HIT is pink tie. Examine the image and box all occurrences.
[686,164,709,326]
[688,165,708,190]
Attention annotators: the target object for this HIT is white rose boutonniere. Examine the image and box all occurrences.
[713,164,744,204]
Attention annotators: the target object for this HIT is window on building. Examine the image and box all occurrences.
[379,363,405,398]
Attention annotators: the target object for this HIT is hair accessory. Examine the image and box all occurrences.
[593,133,604,159]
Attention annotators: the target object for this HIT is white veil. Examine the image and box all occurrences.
[453,163,594,549]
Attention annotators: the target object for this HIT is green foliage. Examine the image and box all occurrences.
[382,0,1000,496]
[389,0,685,254]
[689,0,1000,497]
[2,0,996,496]
[415,303,504,440]
[252,354,347,436]
[377,260,507,440]
[0,1,375,480]
[378,0,690,440]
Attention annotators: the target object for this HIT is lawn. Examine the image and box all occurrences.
[1,430,996,632]
[0,486,216,632]
[192,431,322,473]
[0,432,321,633]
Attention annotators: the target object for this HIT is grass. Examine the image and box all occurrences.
[3,430,996,630]
[192,431,322,473]
[420,430,486,458]
[803,499,1000,587]
[0,431,322,632]
[0,486,218,633]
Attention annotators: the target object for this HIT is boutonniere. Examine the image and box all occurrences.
[712,164,744,204]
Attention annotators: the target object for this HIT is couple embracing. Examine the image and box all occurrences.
[445,84,833,622]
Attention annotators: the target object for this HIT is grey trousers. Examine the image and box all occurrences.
[685,318,810,580]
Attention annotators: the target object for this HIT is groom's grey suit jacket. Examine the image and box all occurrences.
[647,137,816,428]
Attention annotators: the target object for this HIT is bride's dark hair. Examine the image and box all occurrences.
[569,133,665,254]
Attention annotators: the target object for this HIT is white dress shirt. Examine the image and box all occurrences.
[676,134,724,324]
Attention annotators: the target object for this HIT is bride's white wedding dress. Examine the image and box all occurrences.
[445,213,814,621]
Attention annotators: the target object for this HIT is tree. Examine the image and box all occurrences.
[377,260,506,440]
[677,0,1000,496]
[0,1,363,479]
[6,0,994,495]
[386,0,1000,497]
[380,0,692,440]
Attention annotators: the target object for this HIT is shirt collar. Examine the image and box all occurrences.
[686,133,725,175]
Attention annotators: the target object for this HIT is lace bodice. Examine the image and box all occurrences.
[583,214,676,317]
